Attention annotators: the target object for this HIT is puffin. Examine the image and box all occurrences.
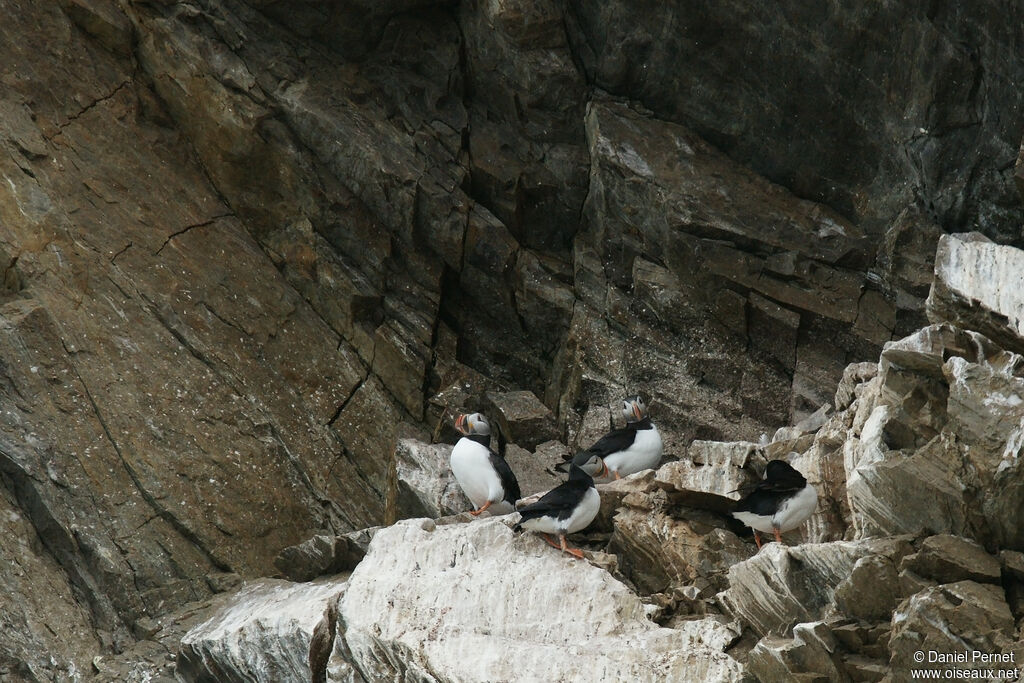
[450,412,521,516]
[563,396,663,480]
[513,464,599,559]
[731,460,818,550]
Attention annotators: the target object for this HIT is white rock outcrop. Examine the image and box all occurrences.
[336,518,745,682]
[842,322,1024,546]
[927,231,1024,353]
[655,440,765,512]
[172,232,1024,682]
[716,538,911,637]
[178,578,347,682]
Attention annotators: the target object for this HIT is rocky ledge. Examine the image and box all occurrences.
[137,232,1024,682]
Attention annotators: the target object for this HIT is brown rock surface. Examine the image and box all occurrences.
[899,535,1002,585]
[484,390,560,449]
[1,0,1023,677]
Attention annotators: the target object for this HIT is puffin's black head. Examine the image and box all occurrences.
[454,412,491,436]
[622,395,648,423]
[568,464,595,484]
[764,460,806,486]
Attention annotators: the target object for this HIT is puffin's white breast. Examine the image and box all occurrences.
[773,483,818,532]
[450,438,503,510]
[564,487,600,534]
[518,486,599,535]
[731,510,776,534]
[731,483,818,534]
[604,425,663,477]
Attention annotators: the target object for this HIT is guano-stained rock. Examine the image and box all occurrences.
[927,233,1024,355]
[655,440,766,512]
[888,581,1015,680]
[339,518,745,681]
[716,538,912,638]
[178,579,348,683]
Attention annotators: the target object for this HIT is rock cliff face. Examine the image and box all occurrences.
[0,0,1022,680]
[174,232,1024,682]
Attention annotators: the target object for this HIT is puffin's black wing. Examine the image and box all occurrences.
[579,426,637,458]
[515,480,588,525]
[557,427,639,472]
[733,480,804,515]
[488,450,521,504]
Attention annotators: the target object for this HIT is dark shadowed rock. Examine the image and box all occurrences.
[485,390,560,449]
[899,535,1001,585]
[274,529,380,583]
[565,1,1024,243]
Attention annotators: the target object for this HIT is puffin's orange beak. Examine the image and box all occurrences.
[454,414,466,434]
[599,460,610,478]
[633,403,642,420]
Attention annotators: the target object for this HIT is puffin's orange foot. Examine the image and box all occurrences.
[559,534,585,559]
[540,533,562,550]
[613,471,622,481]
[773,527,784,545]
[754,531,763,550]
[470,500,492,516]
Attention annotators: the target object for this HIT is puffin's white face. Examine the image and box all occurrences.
[455,412,491,436]
[578,453,609,478]
[622,396,647,422]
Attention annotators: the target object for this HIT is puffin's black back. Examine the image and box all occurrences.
[514,465,593,527]
[559,417,653,472]
[733,460,807,516]
[488,450,521,505]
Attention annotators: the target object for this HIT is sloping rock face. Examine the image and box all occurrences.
[339,519,745,681]
[565,2,1024,242]
[1,0,1023,678]
[177,579,348,682]
[568,99,876,435]
[0,0,392,671]
[176,519,746,682]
